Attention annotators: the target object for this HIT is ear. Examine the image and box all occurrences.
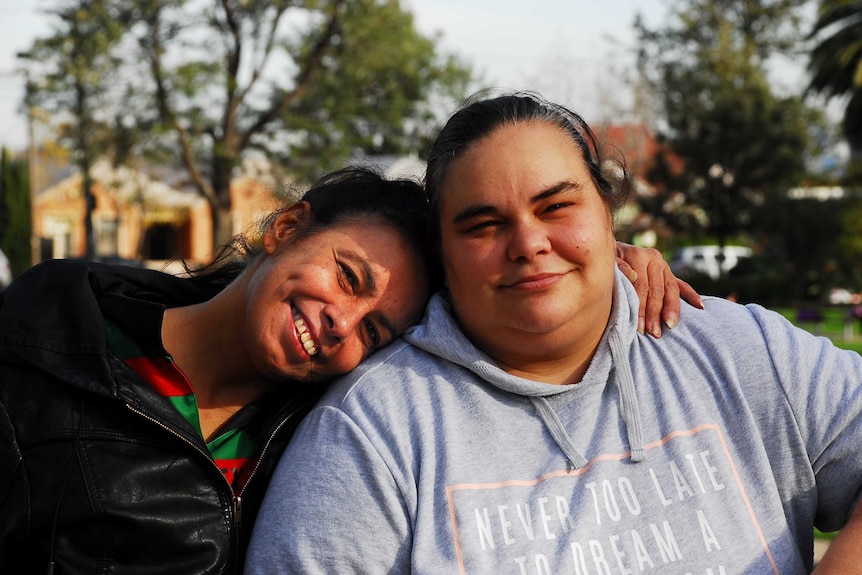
[262,201,311,254]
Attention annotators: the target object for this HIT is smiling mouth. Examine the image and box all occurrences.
[504,273,563,290]
[292,307,319,357]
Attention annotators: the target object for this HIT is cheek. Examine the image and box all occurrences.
[443,235,498,274]
[327,341,367,376]
[442,247,483,297]
[560,215,615,256]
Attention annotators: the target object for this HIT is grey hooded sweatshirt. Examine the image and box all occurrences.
[246,269,862,575]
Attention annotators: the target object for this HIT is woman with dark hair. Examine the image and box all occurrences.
[0,167,434,575]
[247,95,862,574]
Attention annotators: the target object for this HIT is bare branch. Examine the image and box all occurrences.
[239,0,344,149]
[238,4,289,103]
[143,4,218,207]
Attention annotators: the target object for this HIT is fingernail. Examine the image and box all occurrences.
[649,322,661,338]
[638,317,645,335]
[696,298,705,310]
[665,313,678,330]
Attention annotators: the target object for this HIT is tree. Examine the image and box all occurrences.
[636,0,817,274]
[19,0,126,258]
[808,0,862,162]
[21,0,472,250]
[121,0,472,247]
[0,148,32,278]
[839,196,862,284]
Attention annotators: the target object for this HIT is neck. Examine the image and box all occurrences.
[463,295,612,385]
[486,326,605,385]
[161,284,272,410]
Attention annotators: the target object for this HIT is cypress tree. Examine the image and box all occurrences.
[0,147,32,278]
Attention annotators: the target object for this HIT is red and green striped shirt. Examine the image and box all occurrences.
[106,320,258,493]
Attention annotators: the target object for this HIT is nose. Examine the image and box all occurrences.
[506,219,551,261]
[322,301,363,343]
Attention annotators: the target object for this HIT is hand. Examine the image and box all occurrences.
[615,242,703,337]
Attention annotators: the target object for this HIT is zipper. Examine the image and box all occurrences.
[124,404,238,515]
[126,402,245,569]
[126,396,315,575]
[235,403,308,499]
[233,494,243,527]
[125,400,312,527]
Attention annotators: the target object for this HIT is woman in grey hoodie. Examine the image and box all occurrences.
[247,94,862,574]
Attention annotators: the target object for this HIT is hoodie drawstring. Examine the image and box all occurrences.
[609,326,645,463]
[528,325,646,468]
[530,397,588,469]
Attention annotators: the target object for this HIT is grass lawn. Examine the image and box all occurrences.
[772,306,862,356]
[814,528,838,540]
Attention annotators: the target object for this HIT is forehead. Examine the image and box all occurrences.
[325,219,421,270]
[440,121,592,205]
[327,219,429,324]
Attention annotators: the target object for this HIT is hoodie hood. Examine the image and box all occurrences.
[404,267,645,468]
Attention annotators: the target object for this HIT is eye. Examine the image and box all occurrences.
[544,202,572,213]
[466,219,501,234]
[363,318,380,348]
[338,262,358,292]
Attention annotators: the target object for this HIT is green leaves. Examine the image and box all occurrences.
[0,148,32,277]
[636,0,815,248]
[22,0,474,247]
[808,0,862,154]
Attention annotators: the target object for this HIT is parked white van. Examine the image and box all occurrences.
[669,245,753,280]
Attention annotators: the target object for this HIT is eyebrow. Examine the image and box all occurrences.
[358,257,376,293]
[451,179,584,224]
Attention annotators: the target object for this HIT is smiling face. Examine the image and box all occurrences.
[244,213,429,383]
[438,121,618,382]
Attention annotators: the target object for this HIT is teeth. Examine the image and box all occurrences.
[292,308,318,356]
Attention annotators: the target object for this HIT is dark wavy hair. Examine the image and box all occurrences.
[424,91,631,250]
[185,166,438,292]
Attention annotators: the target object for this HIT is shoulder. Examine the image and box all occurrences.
[671,296,861,379]
[678,296,788,339]
[317,339,442,407]
[308,337,486,434]
[693,297,819,346]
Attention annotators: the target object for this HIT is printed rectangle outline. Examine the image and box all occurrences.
[444,423,779,575]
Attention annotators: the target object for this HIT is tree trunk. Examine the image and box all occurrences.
[81,159,96,259]
[211,201,234,252]
[210,146,236,250]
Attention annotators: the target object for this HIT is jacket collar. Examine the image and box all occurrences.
[0,259,215,397]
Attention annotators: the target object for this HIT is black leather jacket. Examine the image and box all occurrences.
[0,260,320,574]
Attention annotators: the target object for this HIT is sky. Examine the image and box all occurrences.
[0,0,809,152]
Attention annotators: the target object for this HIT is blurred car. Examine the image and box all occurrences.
[0,248,11,289]
[829,288,856,305]
[669,245,752,280]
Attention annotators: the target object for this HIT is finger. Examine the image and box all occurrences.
[627,262,650,336]
[659,271,680,333]
[616,257,638,284]
[643,259,668,338]
[677,278,704,310]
